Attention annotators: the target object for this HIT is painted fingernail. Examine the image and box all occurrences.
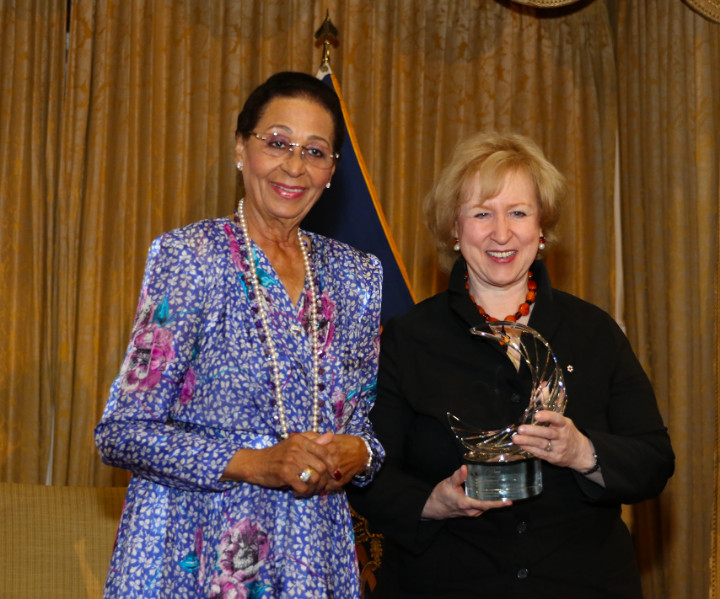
[332,469,342,481]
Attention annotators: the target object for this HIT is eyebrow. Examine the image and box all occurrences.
[464,199,536,210]
[259,124,331,146]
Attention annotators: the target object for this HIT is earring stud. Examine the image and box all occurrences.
[236,161,243,171]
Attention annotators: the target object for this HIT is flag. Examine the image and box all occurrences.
[303,68,416,325]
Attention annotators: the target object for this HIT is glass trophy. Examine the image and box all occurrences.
[447,322,567,501]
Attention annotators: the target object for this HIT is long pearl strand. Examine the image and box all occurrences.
[237,199,321,438]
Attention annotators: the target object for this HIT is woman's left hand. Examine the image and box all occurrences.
[512,410,596,472]
[300,432,368,490]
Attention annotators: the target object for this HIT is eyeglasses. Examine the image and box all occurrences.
[250,131,339,170]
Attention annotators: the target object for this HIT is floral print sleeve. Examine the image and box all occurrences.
[95,221,239,492]
[317,244,385,485]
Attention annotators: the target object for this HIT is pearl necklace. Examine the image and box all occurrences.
[237,199,321,439]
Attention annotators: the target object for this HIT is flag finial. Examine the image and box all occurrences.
[314,10,338,75]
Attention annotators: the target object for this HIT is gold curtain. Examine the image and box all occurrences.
[1,0,718,596]
[0,0,66,482]
[55,0,339,485]
[332,0,618,306]
[614,2,719,597]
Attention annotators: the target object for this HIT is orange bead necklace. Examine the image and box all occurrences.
[465,269,537,323]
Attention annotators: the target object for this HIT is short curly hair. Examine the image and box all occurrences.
[423,131,566,271]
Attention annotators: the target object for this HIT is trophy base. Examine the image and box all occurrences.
[465,457,542,501]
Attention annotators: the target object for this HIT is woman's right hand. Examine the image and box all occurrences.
[222,431,337,496]
[421,465,511,520]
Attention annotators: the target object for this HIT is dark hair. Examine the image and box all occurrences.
[235,71,345,155]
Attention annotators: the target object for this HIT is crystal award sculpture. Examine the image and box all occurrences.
[447,322,567,501]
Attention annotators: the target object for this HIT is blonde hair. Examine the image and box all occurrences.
[423,132,566,271]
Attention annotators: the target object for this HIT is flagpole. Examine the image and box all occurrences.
[308,13,417,323]
[314,10,338,77]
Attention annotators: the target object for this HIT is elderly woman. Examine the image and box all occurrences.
[349,132,674,598]
[95,72,384,598]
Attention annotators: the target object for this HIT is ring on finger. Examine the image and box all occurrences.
[546,441,553,452]
[299,468,313,483]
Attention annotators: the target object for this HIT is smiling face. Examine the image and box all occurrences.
[454,168,542,295]
[235,96,335,232]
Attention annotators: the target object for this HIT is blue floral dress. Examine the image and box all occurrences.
[95,216,384,598]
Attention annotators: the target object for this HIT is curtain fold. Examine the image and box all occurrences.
[615,2,719,598]
[713,204,720,599]
[1,0,718,596]
[59,0,241,485]
[58,0,337,485]
[332,0,617,304]
[0,0,619,485]
[0,0,66,483]
[713,182,720,599]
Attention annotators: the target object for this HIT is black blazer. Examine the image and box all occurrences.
[349,259,674,599]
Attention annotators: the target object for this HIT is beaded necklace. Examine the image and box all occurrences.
[237,199,321,439]
[465,269,537,323]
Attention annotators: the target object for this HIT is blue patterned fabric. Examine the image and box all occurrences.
[95,216,384,598]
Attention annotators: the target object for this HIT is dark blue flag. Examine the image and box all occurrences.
[303,69,415,325]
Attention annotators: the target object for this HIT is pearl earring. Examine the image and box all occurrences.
[236,162,243,171]
[538,235,546,251]
[325,181,331,189]
[453,239,461,252]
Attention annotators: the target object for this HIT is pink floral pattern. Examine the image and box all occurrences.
[225,222,246,273]
[210,520,269,598]
[301,289,336,351]
[179,366,196,405]
[120,294,176,393]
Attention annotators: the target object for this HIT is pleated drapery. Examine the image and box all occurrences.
[1,1,718,597]
[0,0,65,486]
